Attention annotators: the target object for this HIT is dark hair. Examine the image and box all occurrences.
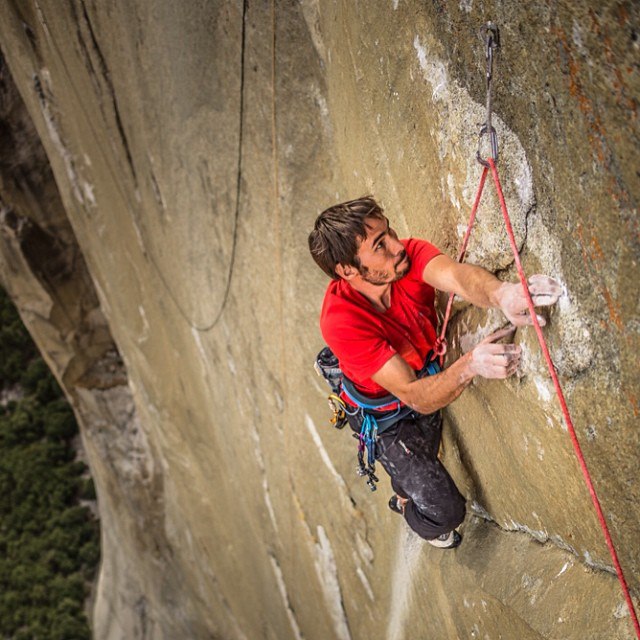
[308,196,386,279]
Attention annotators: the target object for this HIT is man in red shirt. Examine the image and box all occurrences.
[309,196,561,548]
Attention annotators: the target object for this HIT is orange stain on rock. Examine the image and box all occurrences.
[601,288,624,331]
[575,226,625,333]
[589,234,605,261]
[618,4,629,25]
[560,35,608,163]
[627,393,639,418]
[576,224,593,270]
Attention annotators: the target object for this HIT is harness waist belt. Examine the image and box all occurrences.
[342,352,441,433]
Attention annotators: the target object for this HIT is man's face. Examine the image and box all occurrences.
[354,216,410,285]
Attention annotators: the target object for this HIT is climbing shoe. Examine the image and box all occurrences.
[427,530,462,549]
[388,495,405,515]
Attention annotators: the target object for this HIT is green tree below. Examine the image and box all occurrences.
[0,287,100,639]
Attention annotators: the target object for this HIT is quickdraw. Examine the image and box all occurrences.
[355,414,379,492]
[476,22,500,168]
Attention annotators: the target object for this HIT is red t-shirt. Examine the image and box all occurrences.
[320,238,441,398]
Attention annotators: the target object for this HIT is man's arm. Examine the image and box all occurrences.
[372,327,520,414]
[423,254,562,326]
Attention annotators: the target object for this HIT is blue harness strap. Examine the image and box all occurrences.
[356,413,379,491]
[419,358,441,378]
[346,351,441,491]
[343,353,441,427]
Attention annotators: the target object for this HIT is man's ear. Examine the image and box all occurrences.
[335,263,357,280]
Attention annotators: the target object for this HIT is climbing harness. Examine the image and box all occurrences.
[315,347,440,492]
[437,22,640,636]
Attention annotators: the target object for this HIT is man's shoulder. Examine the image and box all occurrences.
[320,281,380,337]
[401,237,442,281]
[321,281,376,318]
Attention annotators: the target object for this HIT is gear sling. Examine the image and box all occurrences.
[314,346,440,491]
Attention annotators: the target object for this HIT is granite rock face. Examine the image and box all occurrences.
[0,1,638,638]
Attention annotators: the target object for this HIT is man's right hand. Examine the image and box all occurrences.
[468,326,521,379]
[370,325,522,415]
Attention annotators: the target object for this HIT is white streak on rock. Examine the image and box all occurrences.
[82,180,96,207]
[513,159,533,210]
[555,561,572,578]
[583,550,615,574]
[37,70,84,205]
[534,376,553,403]
[355,533,374,565]
[262,476,279,534]
[413,37,449,103]
[550,534,578,557]
[274,390,284,412]
[300,0,328,65]
[310,83,333,139]
[614,601,631,619]
[355,565,375,602]
[190,326,207,362]
[447,173,461,210]
[304,414,348,493]
[470,501,493,521]
[247,422,278,533]
[137,305,150,344]
[521,573,544,605]
[506,519,548,543]
[131,215,146,253]
[458,311,503,354]
[526,216,593,378]
[311,375,327,397]
[314,526,351,640]
[572,19,589,57]
[269,555,303,640]
[386,528,422,640]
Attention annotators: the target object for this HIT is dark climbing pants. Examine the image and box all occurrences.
[376,411,466,540]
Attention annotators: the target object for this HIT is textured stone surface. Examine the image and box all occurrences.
[0,1,638,638]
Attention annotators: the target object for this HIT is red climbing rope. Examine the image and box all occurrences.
[439,23,640,632]
[439,156,639,636]
[434,165,489,365]
[487,157,640,636]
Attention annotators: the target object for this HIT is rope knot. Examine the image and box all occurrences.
[433,337,447,357]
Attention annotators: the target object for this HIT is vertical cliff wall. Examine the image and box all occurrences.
[0,1,638,638]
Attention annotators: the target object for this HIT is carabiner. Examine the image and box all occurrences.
[477,22,500,167]
[476,124,499,168]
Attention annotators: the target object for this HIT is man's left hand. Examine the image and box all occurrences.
[496,274,563,326]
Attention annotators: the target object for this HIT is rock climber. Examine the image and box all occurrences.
[308,196,562,548]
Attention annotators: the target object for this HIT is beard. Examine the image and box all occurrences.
[359,251,411,286]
